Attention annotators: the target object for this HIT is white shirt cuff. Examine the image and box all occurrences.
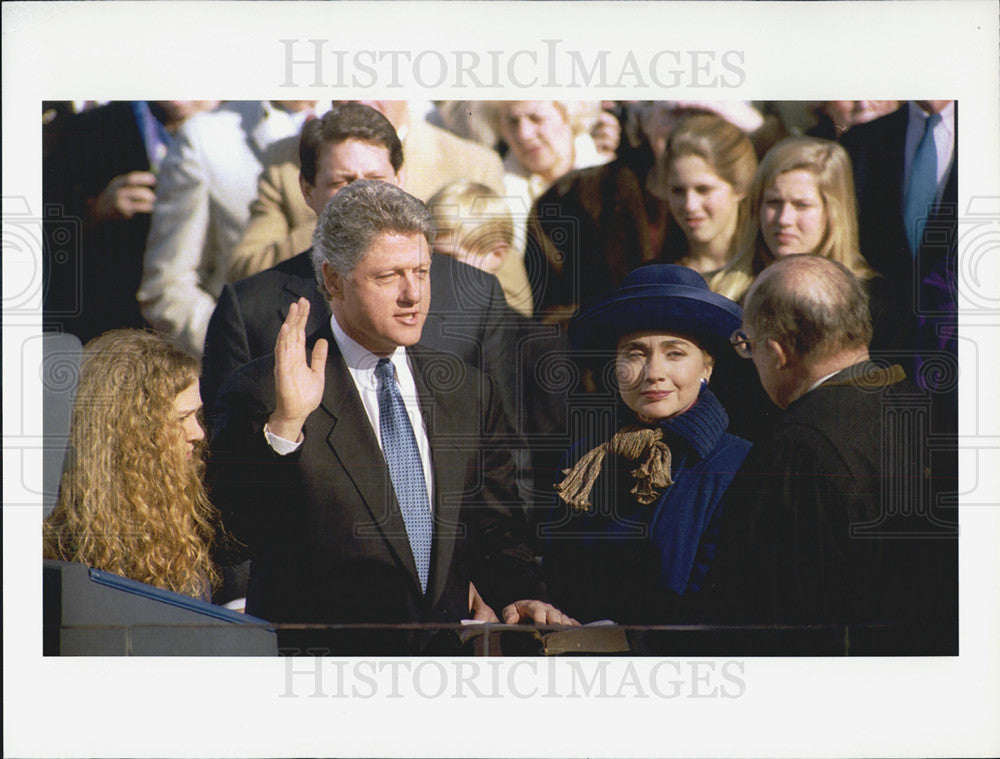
[264,423,303,455]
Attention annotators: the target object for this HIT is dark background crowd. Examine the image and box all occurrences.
[40,99,958,656]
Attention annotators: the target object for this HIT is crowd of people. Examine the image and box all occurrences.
[41,99,958,655]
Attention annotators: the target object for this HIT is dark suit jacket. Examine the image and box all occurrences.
[705,362,957,653]
[841,105,958,373]
[208,326,544,654]
[524,149,687,320]
[202,250,523,430]
[43,101,158,342]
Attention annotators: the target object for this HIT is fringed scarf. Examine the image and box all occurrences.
[554,424,673,510]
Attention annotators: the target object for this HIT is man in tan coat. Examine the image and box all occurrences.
[228,100,505,280]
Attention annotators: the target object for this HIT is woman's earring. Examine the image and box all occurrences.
[700,377,708,392]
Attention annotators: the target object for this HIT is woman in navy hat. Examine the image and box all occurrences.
[540,264,751,627]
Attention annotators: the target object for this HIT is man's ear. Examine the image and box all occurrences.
[322,262,343,300]
[299,173,315,209]
[767,338,790,369]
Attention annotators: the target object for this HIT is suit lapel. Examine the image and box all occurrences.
[409,346,468,610]
[315,327,422,592]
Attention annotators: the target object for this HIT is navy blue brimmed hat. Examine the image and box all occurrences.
[568,264,742,356]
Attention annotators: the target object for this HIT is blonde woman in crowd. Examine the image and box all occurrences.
[710,136,876,302]
[427,180,531,316]
[708,137,900,352]
[490,100,618,311]
[658,113,758,280]
[43,330,227,600]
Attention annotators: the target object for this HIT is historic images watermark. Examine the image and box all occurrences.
[280,656,747,700]
[278,39,747,90]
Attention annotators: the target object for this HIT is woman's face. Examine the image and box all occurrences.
[615,332,713,423]
[667,154,744,249]
[499,101,574,181]
[171,380,205,459]
[760,169,828,257]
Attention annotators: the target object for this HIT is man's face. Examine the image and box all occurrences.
[325,232,431,356]
[301,138,400,217]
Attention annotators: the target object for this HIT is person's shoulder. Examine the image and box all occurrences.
[69,101,135,135]
[713,432,752,462]
[771,385,879,457]
[841,105,908,152]
[430,253,502,297]
[219,350,277,401]
[261,131,300,166]
[416,119,501,161]
[178,101,259,140]
[231,251,315,295]
[544,158,637,206]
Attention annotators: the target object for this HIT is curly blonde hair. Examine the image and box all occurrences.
[43,330,219,598]
[710,136,874,302]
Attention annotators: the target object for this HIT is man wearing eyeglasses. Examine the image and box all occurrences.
[709,255,957,654]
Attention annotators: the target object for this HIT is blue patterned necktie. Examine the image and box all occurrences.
[903,111,943,256]
[375,358,432,594]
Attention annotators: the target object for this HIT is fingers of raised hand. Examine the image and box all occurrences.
[310,338,328,376]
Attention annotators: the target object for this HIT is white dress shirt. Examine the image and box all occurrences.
[265,314,435,507]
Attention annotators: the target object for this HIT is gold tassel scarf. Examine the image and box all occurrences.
[554,425,673,510]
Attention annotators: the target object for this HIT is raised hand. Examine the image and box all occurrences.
[87,171,157,222]
[268,297,328,442]
[591,110,621,158]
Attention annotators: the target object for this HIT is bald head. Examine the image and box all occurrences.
[744,255,872,362]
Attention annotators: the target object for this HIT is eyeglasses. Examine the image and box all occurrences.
[730,329,764,359]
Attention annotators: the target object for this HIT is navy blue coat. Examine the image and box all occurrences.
[539,389,750,625]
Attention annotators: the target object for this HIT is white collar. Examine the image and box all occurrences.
[907,100,955,135]
[329,313,407,374]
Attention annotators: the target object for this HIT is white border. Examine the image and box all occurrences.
[4,2,999,757]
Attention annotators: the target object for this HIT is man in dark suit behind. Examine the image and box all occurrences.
[201,103,521,430]
[708,256,957,654]
[208,180,574,654]
[840,100,957,397]
[44,101,206,343]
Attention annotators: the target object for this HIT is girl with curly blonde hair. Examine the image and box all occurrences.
[710,136,875,303]
[43,329,221,599]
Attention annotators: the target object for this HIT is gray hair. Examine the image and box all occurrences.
[743,255,872,360]
[310,179,434,294]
